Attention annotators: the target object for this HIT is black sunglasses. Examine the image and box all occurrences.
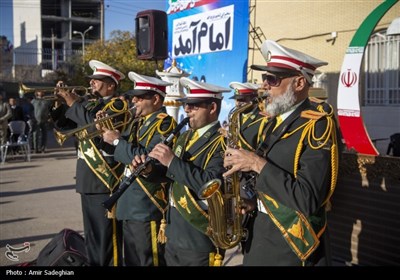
[184,101,212,111]
[262,73,298,87]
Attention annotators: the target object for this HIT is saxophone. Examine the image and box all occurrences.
[198,94,268,249]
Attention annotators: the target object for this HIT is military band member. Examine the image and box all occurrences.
[102,72,177,266]
[57,60,128,266]
[141,77,230,266]
[224,40,340,266]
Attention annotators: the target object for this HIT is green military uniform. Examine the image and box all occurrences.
[114,107,176,266]
[65,96,128,266]
[243,98,340,266]
[164,121,226,266]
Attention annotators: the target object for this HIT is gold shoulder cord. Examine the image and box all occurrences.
[102,98,128,113]
[289,104,339,207]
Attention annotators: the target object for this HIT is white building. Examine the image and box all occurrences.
[12,0,103,79]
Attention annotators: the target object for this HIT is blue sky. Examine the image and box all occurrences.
[0,0,167,43]
[104,0,166,39]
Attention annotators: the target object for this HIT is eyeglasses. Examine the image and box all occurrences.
[262,73,297,87]
[184,102,212,111]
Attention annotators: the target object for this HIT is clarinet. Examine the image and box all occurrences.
[102,117,190,211]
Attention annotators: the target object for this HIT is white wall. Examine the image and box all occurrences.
[13,0,41,54]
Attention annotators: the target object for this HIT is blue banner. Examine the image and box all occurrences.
[165,0,250,121]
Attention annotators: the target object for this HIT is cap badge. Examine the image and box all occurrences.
[184,85,191,94]
[266,51,272,62]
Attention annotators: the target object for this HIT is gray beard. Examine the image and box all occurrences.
[266,82,297,117]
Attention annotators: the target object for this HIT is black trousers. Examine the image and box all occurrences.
[80,193,122,266]
[122,220,165,266]
[165,242,218,266]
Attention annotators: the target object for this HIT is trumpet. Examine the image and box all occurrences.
[54,106,137,146]
[19,82,92,100]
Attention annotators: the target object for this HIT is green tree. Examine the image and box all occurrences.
[72,31,164,94]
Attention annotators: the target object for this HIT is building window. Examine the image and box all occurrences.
[364,31,400,106]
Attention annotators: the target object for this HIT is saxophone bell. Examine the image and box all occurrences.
[198,179,222,199]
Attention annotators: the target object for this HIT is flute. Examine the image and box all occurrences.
[102,117,190,211]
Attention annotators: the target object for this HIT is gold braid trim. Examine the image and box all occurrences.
[136,178,168,213]
[150,221,159,266]
[188,135,226,163]
[136,178,169,244]
[139,120,160,146]
[203,136,226,168]
[138,116,175,147]
[293,107,339,207]
[238,133,254,151]
[102,98,128,113]
[324,129,338,207]
[112,218,119,266]
[157,117,176,144]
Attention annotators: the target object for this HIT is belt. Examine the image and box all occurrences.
[257,199,268,215]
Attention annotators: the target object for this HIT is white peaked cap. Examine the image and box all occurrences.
[251,40,328,83]
[180,77,230,101]
[128,71,172,97]
[88,60,125,85]
[229,82,259,99]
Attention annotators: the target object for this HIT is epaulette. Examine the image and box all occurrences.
[301,110,327,120]
[309,96,326,104]
[156,112,168,119]
[309,97,334,115]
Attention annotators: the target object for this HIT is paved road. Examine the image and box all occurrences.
[0,132,242,267]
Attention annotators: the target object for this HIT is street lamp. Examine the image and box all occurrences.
[73,25,93,57]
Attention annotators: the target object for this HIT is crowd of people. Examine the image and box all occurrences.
[4,40,342,266]
[0,90,53,153]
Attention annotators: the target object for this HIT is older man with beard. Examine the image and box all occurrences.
[223,40,341,266]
